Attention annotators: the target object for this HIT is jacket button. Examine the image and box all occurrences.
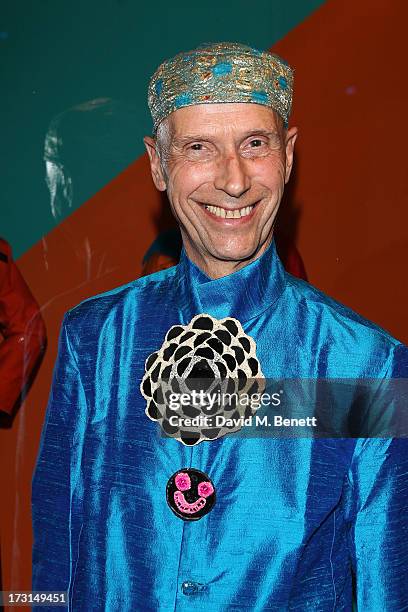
[181,581,206,595]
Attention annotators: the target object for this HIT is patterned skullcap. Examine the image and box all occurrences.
[148,42,293,132]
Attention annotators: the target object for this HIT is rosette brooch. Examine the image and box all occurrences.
[140,314,265,445]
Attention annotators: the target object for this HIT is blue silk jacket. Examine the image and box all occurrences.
[32,240,408,611]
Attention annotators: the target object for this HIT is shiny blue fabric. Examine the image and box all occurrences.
[32,240,408,611]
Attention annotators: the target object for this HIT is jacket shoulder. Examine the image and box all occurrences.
[64,266,177,330]
[285,273,403,349]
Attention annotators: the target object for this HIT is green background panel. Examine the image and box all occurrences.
[1,0,325,258]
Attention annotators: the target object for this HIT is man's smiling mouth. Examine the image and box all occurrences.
[202,202,258,219]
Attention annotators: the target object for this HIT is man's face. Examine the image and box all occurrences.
[145,103,297,276]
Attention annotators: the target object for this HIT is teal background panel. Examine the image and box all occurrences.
[1,0,326,259]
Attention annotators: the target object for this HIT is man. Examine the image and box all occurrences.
[32,42,408,610]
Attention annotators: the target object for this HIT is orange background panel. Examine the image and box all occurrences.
[273,0,408,342]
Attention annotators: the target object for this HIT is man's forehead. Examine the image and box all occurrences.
[167,103,282,140]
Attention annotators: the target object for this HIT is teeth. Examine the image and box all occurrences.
[205,204,254,218]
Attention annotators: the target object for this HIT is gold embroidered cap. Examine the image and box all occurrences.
[148,42,294,132]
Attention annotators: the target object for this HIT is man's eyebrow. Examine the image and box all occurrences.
[171,134,213,147]
[171,129,281,147]
[240,129,282,140]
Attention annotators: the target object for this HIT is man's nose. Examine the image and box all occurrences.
[214,152,251,198]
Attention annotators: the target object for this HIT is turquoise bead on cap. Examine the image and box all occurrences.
[148,42,294,131]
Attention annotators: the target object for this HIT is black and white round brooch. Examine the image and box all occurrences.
[140,314,265,445]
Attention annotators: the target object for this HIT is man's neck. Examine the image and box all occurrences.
[182,238,273,280]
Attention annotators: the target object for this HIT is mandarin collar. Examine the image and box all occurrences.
[175,238,286,325]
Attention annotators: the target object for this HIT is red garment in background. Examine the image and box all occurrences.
[274,233,308,281]
[0,238,47,415]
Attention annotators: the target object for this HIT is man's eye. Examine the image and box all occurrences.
[190,143,203,151]
[249,139,264,147]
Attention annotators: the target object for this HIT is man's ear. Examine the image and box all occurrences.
[143,136,167,192]
[284,126,298,184]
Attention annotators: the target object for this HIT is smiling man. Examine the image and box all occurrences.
[144,101,297,278]
[32,43,408,610]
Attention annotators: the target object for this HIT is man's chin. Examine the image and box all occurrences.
[207,244,261,264]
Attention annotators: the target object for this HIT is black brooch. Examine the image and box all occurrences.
[140,314,265,445]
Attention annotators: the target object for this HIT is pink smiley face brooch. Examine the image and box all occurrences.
[166,468,216,521]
